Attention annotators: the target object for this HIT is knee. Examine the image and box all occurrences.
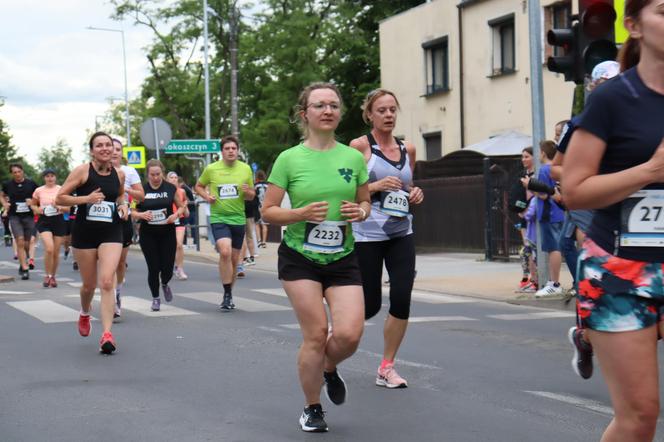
[331,326,363,352]
[98,277,115,292]
[617,399,659,438]
[43,244,54,255]
[388,301,410,320]
[219,246,232,261]
[302,328,329,353]
[80,283,96,295]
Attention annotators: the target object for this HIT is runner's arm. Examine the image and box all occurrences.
[261,184,328,226]
[194,181,216,204]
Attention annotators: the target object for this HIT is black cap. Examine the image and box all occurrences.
[42,168,56,177]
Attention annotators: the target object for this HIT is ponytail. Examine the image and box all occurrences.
[618,36,640,72]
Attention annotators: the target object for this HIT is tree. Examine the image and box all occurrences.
[37,138,73,183]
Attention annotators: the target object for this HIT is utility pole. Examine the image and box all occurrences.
[229,3,239,140]
[203,0,212,164]
[528,0,548,285]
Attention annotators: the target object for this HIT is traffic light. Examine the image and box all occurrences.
[547,1,618,84]
[579,0,618,76]
[547,22,583,83]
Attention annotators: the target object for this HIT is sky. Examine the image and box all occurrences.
[0,0,155,165]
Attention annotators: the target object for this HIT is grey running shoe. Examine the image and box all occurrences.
[151,298,161,312]
[568,326,593,379]
[299,404,328,433]
[323,369,347,405]
[220,293,234,311]
[162,284,173,303]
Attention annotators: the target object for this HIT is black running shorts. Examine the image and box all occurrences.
[277,242,362,290]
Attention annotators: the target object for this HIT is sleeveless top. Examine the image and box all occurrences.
[137,180,177,232]
[74,163,121,226]
[352,133,413,242]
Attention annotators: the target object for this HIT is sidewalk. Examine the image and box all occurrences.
[166,239,574,307]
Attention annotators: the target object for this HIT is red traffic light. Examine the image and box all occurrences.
[581,1,617,39]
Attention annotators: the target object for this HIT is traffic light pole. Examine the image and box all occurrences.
[528,0,549,285]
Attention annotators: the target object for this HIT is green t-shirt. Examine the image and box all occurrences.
[198,160,254,225]
[268,142,369,264]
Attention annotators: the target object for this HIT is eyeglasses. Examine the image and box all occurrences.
[307,102,341,112]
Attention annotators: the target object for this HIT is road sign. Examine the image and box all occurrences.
[164,139,220,154]
[123,146,146,169]
[140,118,172,160]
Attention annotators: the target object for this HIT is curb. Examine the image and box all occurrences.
[0,275,15,283]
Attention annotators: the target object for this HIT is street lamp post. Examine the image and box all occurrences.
[203,0,212,165]
[86,26,131,146]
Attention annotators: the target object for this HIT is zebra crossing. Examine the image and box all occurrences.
[1,286,575,326]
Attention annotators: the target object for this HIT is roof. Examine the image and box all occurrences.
[463,130,532,156]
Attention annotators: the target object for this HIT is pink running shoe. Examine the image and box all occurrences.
[376,363,408,389]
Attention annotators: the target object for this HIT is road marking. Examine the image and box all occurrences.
[0,260,19,269]
[178,291,291,312]
[0,290,33,295]
[487,311,575,320]
[408,315,477,323]
[280,321,375,330]
[257,326,284,333]
[67,282,82,288]
[57,277,75,282]
[524,391,614,416]
[252,288,287,298]
[356,349,443,370]
[119,296,199,317]
[383,289,481,304]
[6,300,96,323]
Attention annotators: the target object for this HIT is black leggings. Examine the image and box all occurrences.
[139,227,176,298]
[355,234,416,320]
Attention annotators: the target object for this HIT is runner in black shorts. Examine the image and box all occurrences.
[31,169,68,288]
[1,163,37,280]
[563,1,664,439]
[261,82,370,433]
[56,131,129,355]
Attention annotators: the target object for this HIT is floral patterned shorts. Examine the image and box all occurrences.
[577,238,664,332]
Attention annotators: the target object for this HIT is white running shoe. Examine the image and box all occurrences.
[535,282,564,298]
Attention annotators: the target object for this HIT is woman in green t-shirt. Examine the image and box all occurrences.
[262,82,371,433]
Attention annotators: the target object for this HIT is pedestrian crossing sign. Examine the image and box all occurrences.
[123,146,146,169]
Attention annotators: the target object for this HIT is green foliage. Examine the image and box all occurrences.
[37,139,73,184]
[107,0,425,178]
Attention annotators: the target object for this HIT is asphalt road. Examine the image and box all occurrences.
[1,245,664,442]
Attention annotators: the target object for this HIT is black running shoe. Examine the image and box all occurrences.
[299,404,328,433]
[28,258,34,270]
[568,326,593,379]
[20,269,29,280]
[73,262,79,271]
[220,293,234,311]
[64,248,70,260]
[323,369,347,405]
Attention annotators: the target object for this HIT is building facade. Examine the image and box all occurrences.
[379,0,576,160]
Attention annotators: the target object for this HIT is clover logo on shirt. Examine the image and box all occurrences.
[338,168,353,183]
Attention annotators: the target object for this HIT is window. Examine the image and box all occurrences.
[489,14,515,76]
[422,37,449,95]
[423,132,442,160]
[545,1,572,58]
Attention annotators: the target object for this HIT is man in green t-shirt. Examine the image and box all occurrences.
[195,136,255,310]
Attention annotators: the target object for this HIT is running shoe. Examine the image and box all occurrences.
[237,264,245,279]
[220,293,234,311]
[151,298,161,311]
[244,256,256,266]
[113,304,121,320]
[535,282,564,298]
[178,269,188,280]
[28,258,35,270]
[64,248,70,260]
[43,275,51,288]
[568,326,593,379]
[376,363,408,389]
[299,404,328,433]
[78,313,91,337]
[20,269,29,280]
[49,276,57,288]
[522,281,538,293]
[162,284,173,303]
[323,369,347,405]
[517,278,530,291]
[73,262,79,271]
[99,332,116,354]
[13,255,18,260]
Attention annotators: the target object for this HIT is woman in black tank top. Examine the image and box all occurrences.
[56,131,128,355]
